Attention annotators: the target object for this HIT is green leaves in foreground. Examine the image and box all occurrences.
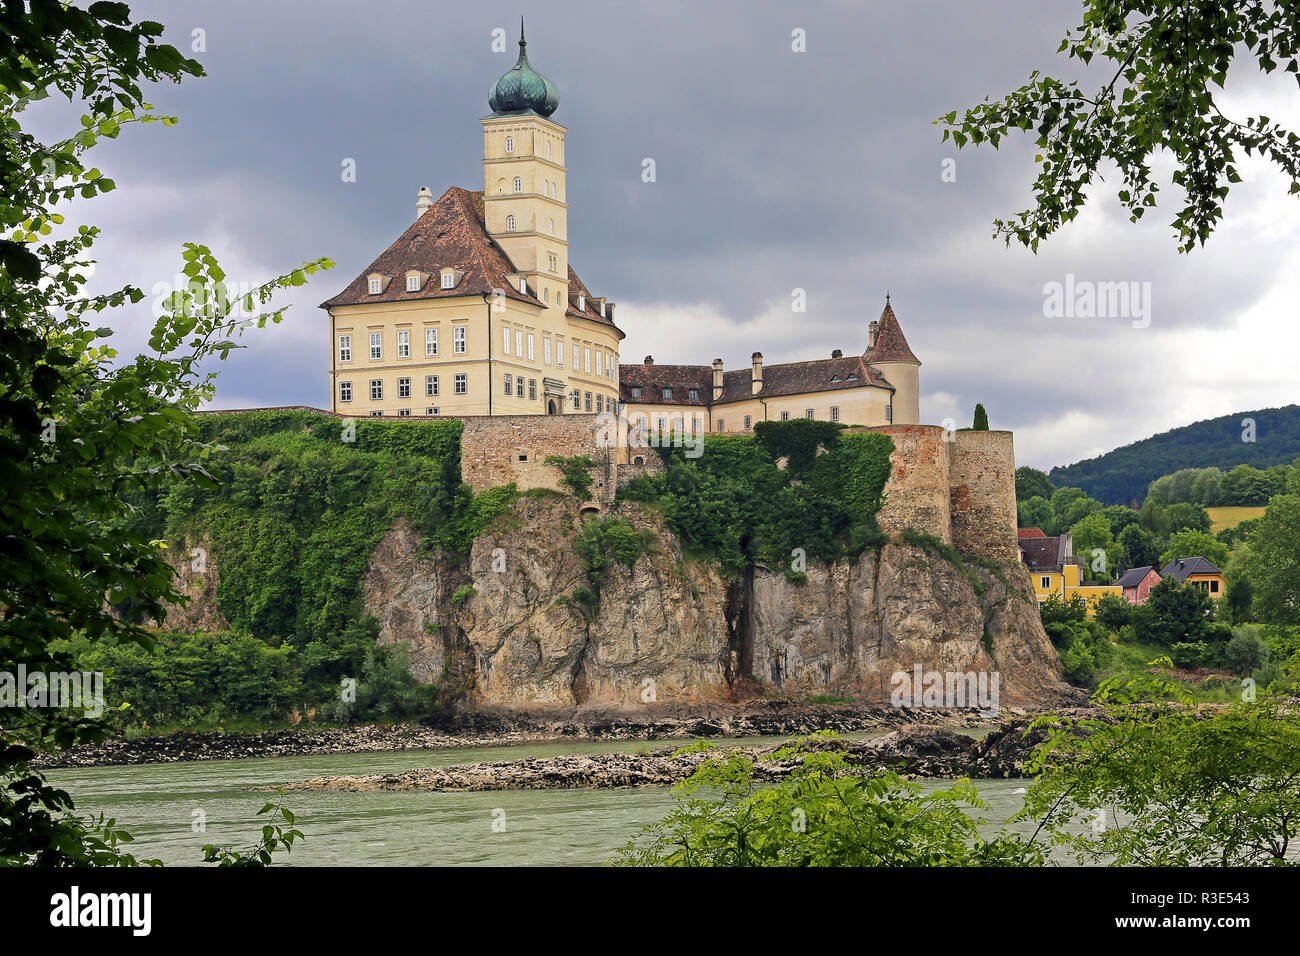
[613,735,1044,867]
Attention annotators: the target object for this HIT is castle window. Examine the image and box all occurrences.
[662,387,672,400]
[573,344,579,369]
[571,389,580,409]
[688,388,698,401]
[398,377,411,398]
[454,373,467,394]
[577,294,585,311]
[658,417,667,433]
[426,375,439,397]
[1041,576,1051,590]
[595,352,603,377]
[780,410,789,421]
[369,410,383,417]
[426,328,437,355]
[556,340,564,367]
[527,334,535,361]
[368,277,382,294]
[441,272,455,289]
[503,326,511,355]
[505,136,514,153]
[339,381,352,403]
[548,253,557,272]
[744,415,752,430]
[398,408,411,417]
[397,330,410,357]
[504,374,513,396]
[885,403,892,422]
[584,347,591,373]
[519,277,527,294]
[717,419,724,432]
[516,330,523,357]
[596,395,603,413]
[528,379,537,400]
[513,177,522,192]
[338,334,351,362]
[406,274,421,292]
[548,218,554,234]
[805,409,814,419]
[454,326,466,354]
[506,215,516,231]
[543,288,549,303]
[544,338,552,364]
[426,407,439,415]
[370,332,382,360]
[545,140,551,156]
[370,379,383,400]
[630,386,641,399]
[831,406,840,422]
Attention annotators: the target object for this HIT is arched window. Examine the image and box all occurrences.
[506,215,515,231]
[548,218,553,233]
[513,177,522,193]
[545,140,551,156]
[505,136,514,153]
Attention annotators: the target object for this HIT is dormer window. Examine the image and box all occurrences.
[406,274,421,292]
[599,302,606,318]
[505,136,514,153]
[441,272,455,289]
[506,215,516,231]
[519,277,527,294]
[688,388,699,401]
[368,277,382,295]
[663,387,673,400]
[577,294,585,311]
[513,177,522,193]
[630,386,642,399]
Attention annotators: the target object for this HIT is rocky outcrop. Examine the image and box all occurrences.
[358,496,1068,711]
[159,535,228,631]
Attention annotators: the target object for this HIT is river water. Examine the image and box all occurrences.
[47,734,1039,866]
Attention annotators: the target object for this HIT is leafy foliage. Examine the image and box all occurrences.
[619,424,893,576]
[940,1,1300,252]
[574,517,655,589]
[613,736,1044,867]
[544,454,599,501]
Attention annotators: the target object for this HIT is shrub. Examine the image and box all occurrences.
[1224,626,1270,676]
[574,517,655,588]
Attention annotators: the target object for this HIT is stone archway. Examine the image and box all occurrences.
[547,399,558,415]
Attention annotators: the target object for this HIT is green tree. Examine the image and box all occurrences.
[972,403,989,430]
[1222,464,1276,506]
[1118,523,1160,569]
[1015,466,1055,502]
[614,736,1043,867]
[1070,511,1121,582]
[940,0,1300,252]
[0,2,329,865]
[1022,675,1300,865]
[1051,486,1102,534]
[1132,576,1214,647]
[1248,494,1300,626]
[1159,529,1229,569]
[1165,502,1212,535]
[1018,495,1054,532]
[1093,591,1132,630]
[1223,625,1270,677]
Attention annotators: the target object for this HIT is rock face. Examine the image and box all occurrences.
[159,535,228,632]
[359,496,1068,711]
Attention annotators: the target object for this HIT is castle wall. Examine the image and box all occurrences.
[855,425,953,543]
[949,430,1019,562]
[459,413,616,502]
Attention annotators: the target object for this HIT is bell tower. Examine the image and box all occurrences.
[482,20,568,318]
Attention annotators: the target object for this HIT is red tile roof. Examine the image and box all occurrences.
[321,187,619,339]
[866,300,919,364]
[618,355,892,406]
[1019,536,1064,572]
[1017,527,1046,539]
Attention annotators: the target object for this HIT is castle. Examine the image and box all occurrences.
[320,24,920,433]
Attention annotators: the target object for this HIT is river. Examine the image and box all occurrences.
[46,733,1040,866]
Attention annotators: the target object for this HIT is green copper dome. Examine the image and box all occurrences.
[488,19,559,118]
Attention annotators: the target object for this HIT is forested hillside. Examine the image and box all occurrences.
[1049,405,1300,505]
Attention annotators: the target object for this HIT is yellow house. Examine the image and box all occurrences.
[320,25,622,418]
[1160,557,1227,599]
[1019,530,1120,614]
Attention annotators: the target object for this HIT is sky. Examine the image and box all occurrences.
[29,0,1300,470]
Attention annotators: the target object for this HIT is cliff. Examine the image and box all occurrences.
[362,496,1067,710]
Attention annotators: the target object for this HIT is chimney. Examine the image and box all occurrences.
[868,320,879,350]
[643,355,654,366]
[416,186,434,219]
[751,351,763,395]
[712,358,724,400]
[831,348,842,358]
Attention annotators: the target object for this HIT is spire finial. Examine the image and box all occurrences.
[886,290,891,305]
[520,15,526,48]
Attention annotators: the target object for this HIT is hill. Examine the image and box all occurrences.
[1049,404,1300,505]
